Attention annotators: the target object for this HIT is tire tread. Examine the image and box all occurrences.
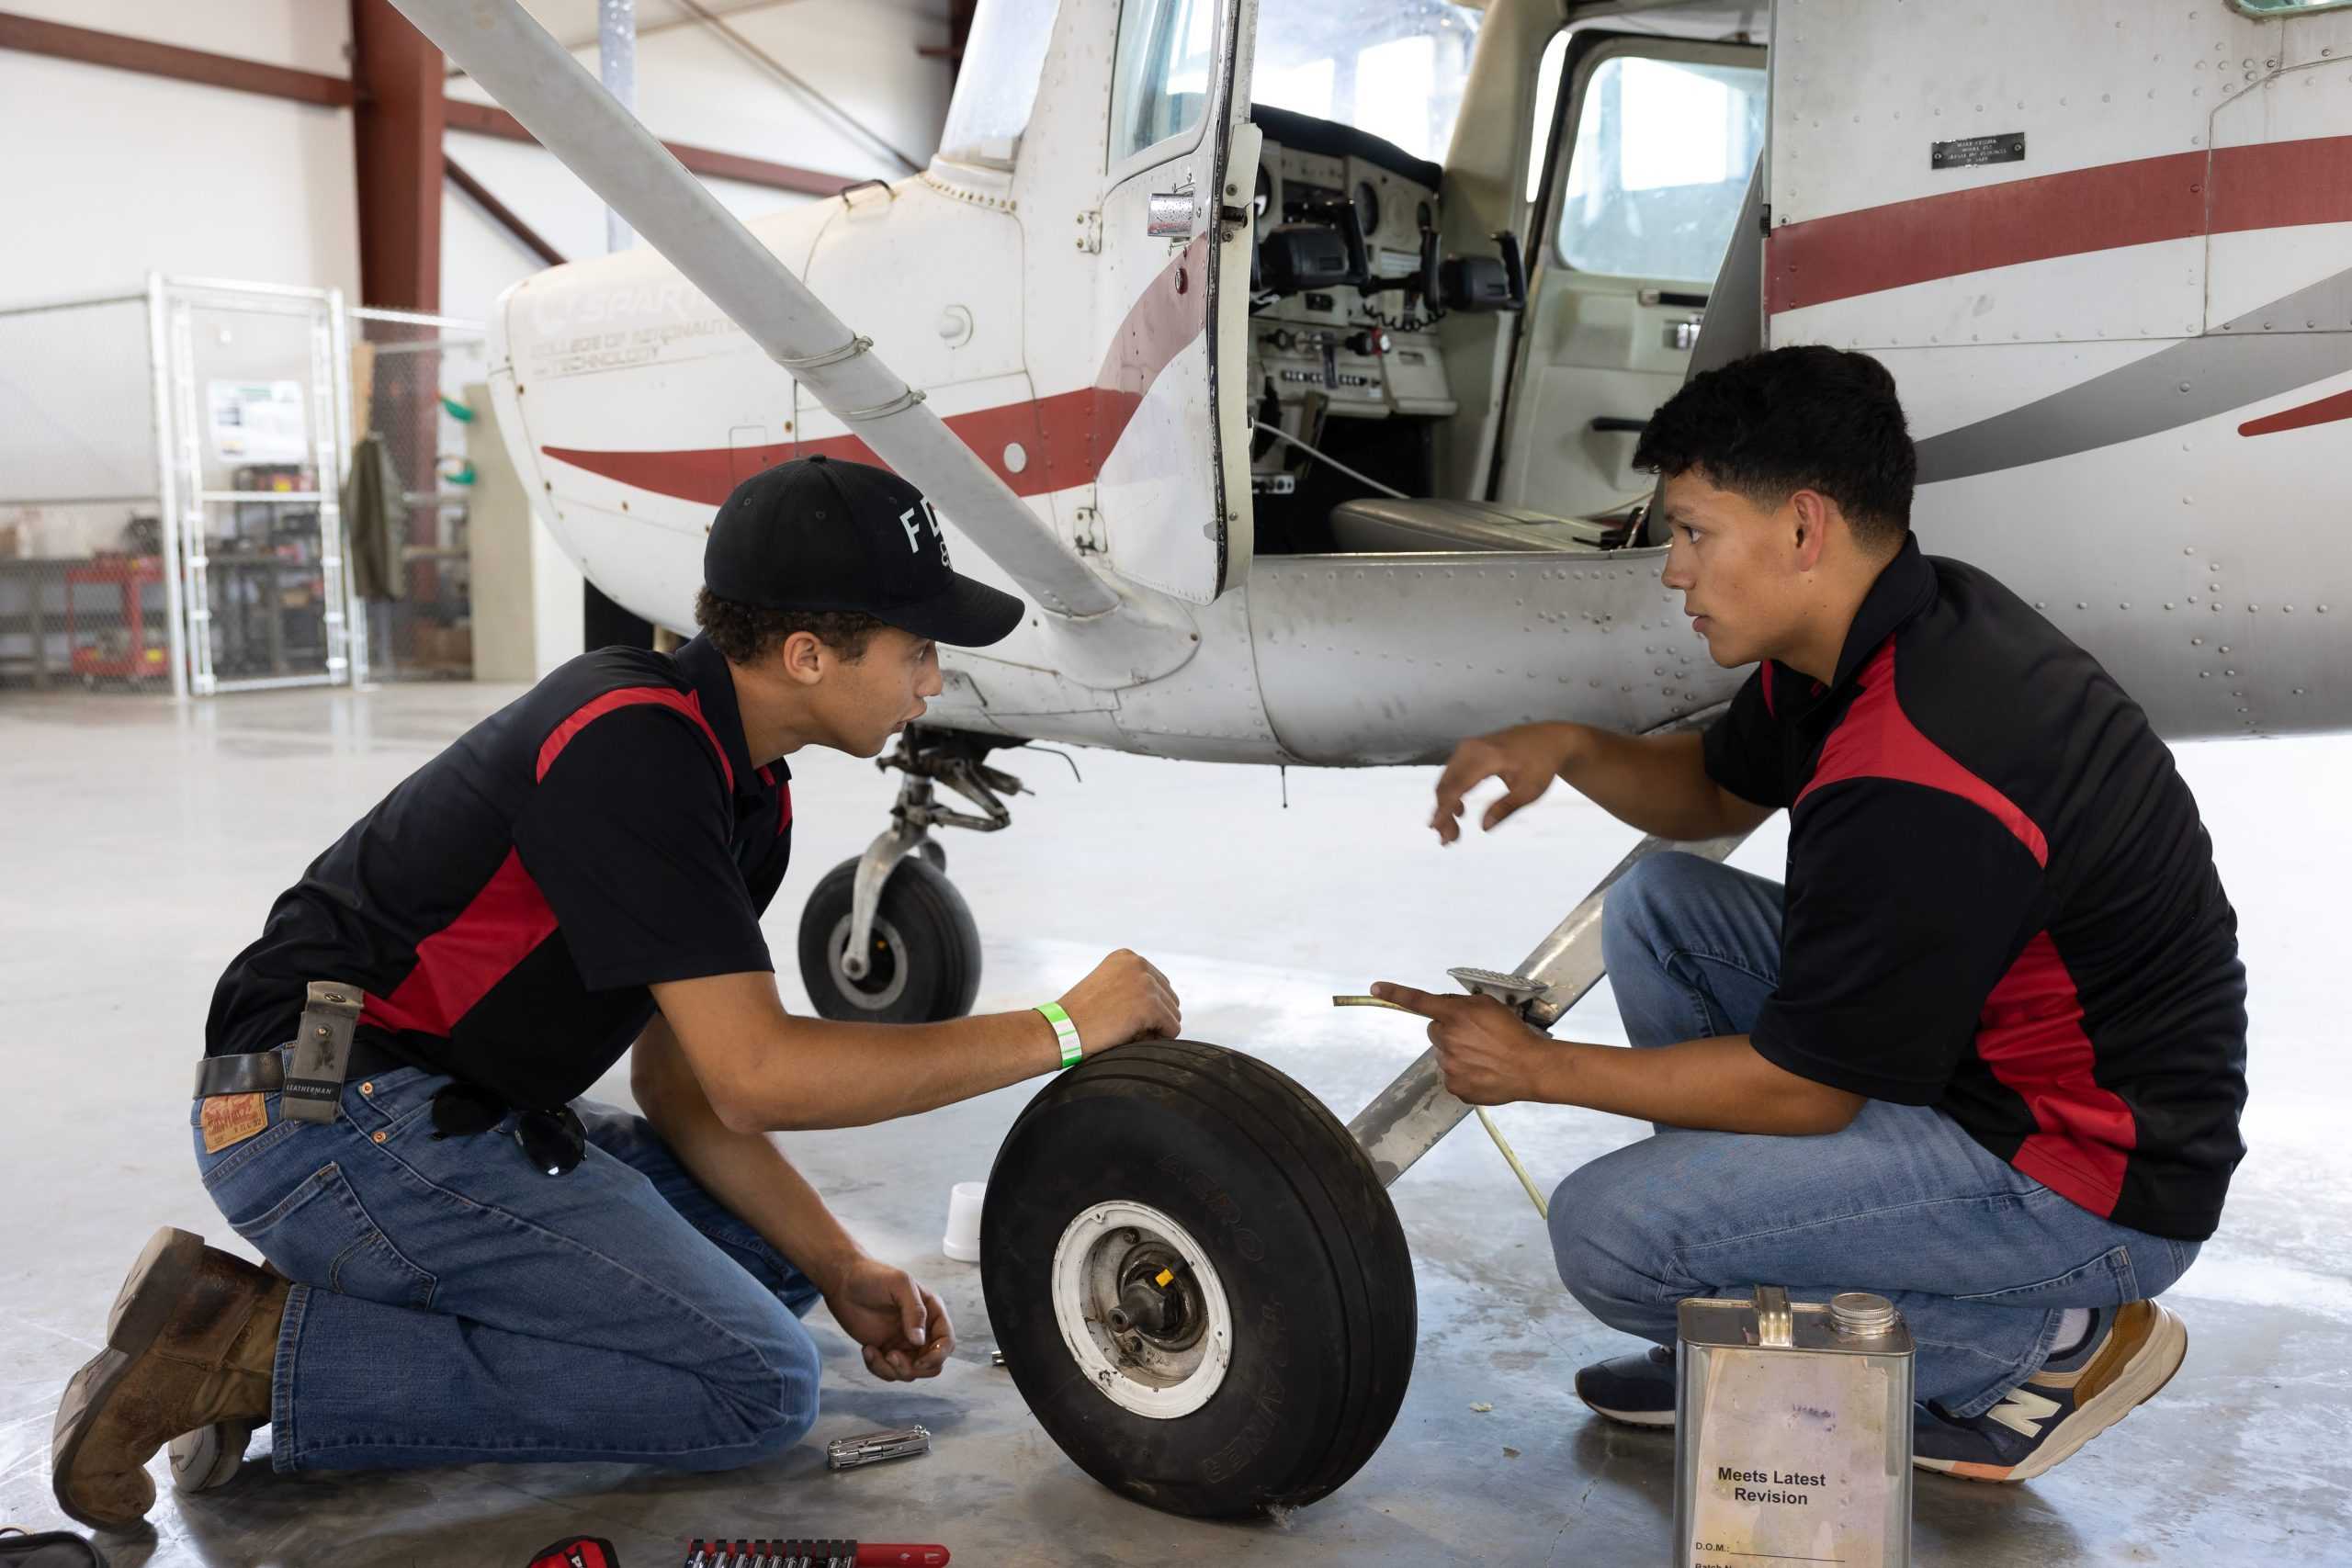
[989,1040,1414,1513]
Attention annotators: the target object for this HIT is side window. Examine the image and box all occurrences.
[935,0,1065,166]
[1108,0,1218,165]
[1555,53,1766,284]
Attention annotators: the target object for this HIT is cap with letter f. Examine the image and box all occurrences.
[702,454,1025,647]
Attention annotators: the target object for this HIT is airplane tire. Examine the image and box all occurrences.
[980,1041,1416,1518]
[796,855,981,1023]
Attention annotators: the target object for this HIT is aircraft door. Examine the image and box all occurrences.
[1496,35,1765,516]
[1088,0,1257,604]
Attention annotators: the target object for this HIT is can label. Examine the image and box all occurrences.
[1687,1353,1892,1567]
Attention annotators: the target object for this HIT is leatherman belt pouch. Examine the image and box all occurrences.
[282,980,366,1123]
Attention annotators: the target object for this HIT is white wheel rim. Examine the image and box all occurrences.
[826,912,910,1011]
[1050,1200,1232,1419]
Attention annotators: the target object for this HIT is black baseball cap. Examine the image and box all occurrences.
[703,455,1025,647]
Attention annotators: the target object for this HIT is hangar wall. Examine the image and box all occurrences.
[0,0,952,671]
[0,2,362,302]
[0,0,951,320]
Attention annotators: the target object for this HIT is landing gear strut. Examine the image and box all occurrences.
[795,727,1026,1023]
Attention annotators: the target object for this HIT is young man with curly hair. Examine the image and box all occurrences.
[1377,346,2245,1483]
[53,455,1182,1529]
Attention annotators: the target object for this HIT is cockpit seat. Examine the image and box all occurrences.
[1328,497,1629,553]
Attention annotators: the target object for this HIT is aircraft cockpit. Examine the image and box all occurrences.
[1243,103,1583,557]
[1234,4,1767,564]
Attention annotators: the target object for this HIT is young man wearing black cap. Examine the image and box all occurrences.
[51,455,1182,1529]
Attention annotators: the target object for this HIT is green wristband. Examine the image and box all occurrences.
[1036,1001,1082,1069]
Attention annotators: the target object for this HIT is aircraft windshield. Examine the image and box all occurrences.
[1253,0,1484,167]
[936,0,1064,166]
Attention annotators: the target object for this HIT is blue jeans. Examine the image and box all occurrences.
[190,1052,822,1472]
[1554,852,2201,1418]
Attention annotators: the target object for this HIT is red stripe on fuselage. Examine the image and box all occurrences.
[1976,931,2137,1217]
[1768,133,2352,314]
[542,234,1212,505]
[1795,643,2049,866]
[2240,386,2352,437]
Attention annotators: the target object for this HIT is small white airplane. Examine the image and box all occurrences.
[401,0,2350,1519]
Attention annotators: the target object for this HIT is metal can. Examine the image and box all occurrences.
[1673,1287,1914,1568]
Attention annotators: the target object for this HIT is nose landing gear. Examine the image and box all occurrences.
[795,727,1025,1023]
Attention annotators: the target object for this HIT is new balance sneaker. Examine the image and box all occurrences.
[167,1418,256,1493]
[1914,1300,2188,1483]
[1575,1345,1678,1428]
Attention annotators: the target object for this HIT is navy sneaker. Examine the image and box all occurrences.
[1915,1301,2188,1483]
[1575,1345,1678,1428]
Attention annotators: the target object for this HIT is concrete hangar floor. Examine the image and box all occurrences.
[2,682,2346,1566]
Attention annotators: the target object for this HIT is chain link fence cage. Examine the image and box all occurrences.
[0,290,174,693]
[0,280,490,698]
[164,278,356,694]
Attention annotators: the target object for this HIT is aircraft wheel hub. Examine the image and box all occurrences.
[1051,1201,1231,1419]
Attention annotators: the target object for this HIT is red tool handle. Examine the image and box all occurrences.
[856,1550,948,1567]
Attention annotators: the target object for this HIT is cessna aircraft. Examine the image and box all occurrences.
[399,0,2350,1521]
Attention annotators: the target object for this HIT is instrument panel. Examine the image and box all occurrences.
[1248,134,1459,460]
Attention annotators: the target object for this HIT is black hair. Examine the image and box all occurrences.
[1634,345,1917,549]
[693,588,886,664]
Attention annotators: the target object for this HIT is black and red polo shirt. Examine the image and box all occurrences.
[1704,536,2247,1240]
[205,635,792,1111]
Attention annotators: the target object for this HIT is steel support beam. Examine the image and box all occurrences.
[444,155,568,268]
[0,12,355,107]
[352,0,445,312]
[442,97,856,197]
[350,0,446,617]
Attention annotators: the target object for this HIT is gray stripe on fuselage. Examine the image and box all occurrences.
[1915,268,2352,484]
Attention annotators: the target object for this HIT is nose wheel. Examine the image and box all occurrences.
[797,855,980,1022]
[794,728,1018,1024]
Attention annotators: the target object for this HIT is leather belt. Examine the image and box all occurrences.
[193,1039,409,1099]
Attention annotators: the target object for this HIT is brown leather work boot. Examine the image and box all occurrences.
[51,1227,286,1529]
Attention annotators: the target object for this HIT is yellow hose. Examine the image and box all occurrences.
[1333,995,1550,1220]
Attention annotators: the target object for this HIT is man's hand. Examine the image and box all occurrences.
[1430,724,1585,844]
[1057,950,1182,1056]
[823,1257,954,1382]
[1370,982,1554,1105]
